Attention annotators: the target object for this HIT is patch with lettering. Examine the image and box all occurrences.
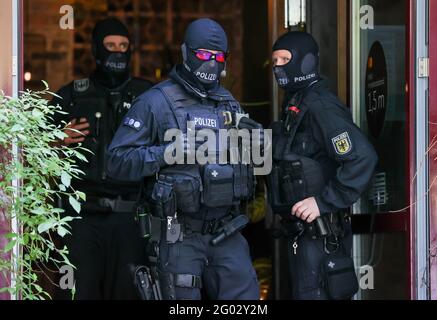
[332,132,352,155]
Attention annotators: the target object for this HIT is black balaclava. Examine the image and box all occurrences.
[92,18,131,89]
[272,32,320,93]
[180,18,228,91]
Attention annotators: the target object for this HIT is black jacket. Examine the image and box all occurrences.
[51,75,153,197]
[277,80,378,213]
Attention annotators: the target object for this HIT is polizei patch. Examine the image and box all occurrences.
[294,73,316,83]
[193,117,218,129]
[195,72,217,81]
[332,132,352,155]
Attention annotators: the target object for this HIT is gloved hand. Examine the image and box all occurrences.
[177,133,197,163]
[237,116,263,130]
[237,116,264,153]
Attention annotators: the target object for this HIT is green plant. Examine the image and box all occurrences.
[0,82,87,300]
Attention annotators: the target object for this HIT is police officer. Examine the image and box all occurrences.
[51,18,153,299]
[106,18,260,300]
[268,32,378,300]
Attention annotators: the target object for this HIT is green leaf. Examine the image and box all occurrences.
[32,109,43,118]
[76,191,86,201]
[41,80,49,89]
[3,239,17,253]
[54,130,67,140]
[57,226,69,237]
[61,172,71,188]
[69,196,81,214]
[59,184,66,192]
[37,220,56,234]
[0,287,12,294]
[34,284,43,293]
[74,152,88,163]
[31,207,46,215]
[11,124,23,132]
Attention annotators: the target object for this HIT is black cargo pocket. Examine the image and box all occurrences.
[159,166,202,214]
[232,164,255,201]
[203,164,234,208]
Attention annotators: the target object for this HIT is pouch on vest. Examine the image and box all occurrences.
[203,164,234,208]
[233,164,255,201]
[151,177,177,218]
[322,251,359,300]
[157,165,202,214]
[267,156,325,216]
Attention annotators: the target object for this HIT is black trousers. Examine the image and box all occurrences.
[57,211,147,300]
[287,221,353,300]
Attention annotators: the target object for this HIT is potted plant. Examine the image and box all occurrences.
[0,82,86,300]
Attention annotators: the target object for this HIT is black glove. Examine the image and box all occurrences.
[162,133,197,164]
[237,116,263,130]
[237,117,264,154]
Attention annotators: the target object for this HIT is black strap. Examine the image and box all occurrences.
[174,274,202,289]
[84,196,136,213]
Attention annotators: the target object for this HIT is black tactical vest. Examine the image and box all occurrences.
[268,90,325,216]
[69,77,150,196]
[148,80,254,216]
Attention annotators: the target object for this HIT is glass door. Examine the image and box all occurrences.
[351,0,410,299]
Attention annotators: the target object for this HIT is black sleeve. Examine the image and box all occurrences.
[106,96,168,182]
[309,99,378,213]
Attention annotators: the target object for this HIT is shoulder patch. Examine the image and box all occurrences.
[74,78,90,93]
[332,132,352,155]
[123,117,143,131]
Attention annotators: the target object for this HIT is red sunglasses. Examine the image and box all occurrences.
[194,49,227,63]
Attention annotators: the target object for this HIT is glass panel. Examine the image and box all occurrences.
[353,233,408,299]
[351,0,409,300]
[357,0,407,214]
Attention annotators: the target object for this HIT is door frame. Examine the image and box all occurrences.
[349,0,431,300]
[0,0,22,301]
[428,0,437,300]
[410,0,429,300]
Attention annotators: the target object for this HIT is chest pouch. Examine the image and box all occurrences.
[202,164,235,208]
[156,165,202,214]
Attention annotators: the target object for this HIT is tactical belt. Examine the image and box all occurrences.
[180,215,233,235]
[84,196,136,213]
[278,212,348,240]
[305,212,348,239]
